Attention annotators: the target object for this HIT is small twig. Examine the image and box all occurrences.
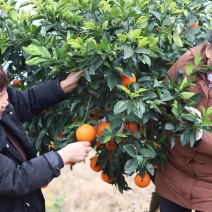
[83,95,92,123]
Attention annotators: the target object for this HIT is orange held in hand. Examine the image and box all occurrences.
[90,156,102,172]
[76,124,96,142]
[96,122,110,137]
[120,73,136,87]
[134,172,151,188]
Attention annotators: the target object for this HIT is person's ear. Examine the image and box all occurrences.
[205,42,212,58]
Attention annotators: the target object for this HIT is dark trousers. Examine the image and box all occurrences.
[160,196,202,212]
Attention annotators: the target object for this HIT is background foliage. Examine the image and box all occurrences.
[1,0,212,192]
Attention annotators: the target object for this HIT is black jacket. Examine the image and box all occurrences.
[0,79,68,212]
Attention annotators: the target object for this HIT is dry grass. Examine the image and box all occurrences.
[42,150,155,212]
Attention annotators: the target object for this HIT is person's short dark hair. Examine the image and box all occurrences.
[0,66,8,92]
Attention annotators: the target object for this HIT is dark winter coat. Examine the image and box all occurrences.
[0,79,68,212]
[155,43,212,212]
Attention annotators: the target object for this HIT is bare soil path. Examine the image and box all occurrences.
[43,150,155,212]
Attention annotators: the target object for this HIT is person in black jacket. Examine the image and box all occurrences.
[0,66,92,212]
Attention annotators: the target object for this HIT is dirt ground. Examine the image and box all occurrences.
[42,150,156,212]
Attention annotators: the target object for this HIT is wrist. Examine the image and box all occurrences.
[60,80,69,93]
[57,149,68,164]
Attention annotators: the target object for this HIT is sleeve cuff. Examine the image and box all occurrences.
[54,151,64,168]
[43,151,64,177]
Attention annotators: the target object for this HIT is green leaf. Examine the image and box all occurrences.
[170,136,175,149]
[135,47,150,54]
[128,29,141,40]
[102,20,108,30]
[114,100,130,114]
[117,85,131,95]
[103,135,112,143]
[194,51,202,66]
[160,93,174,101]
[162,16,175,27]
[124,159,138,174]
[23,44,42,56]
[138,148,151,157]
[185,62,194,77]
[90,0,101,13]
[180,92,195,99]
[149,35,159,47]
[123,144,137,157]
[41,46,52,58]
[173,29,183,47]
[146,163,154,176]
[106,73,119,91]
[181,131,195,146]
[165,123,175,130]
[150,11,161,22]
[123,45,134,59]
[25,57,47,65]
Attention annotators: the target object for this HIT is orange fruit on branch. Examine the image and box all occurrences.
[101,172,115,183]
[90,110,101,120]
[67,161,76,166]
[152,141,159,150]
[106,139,117,151]
[120,73,136,87]
[134,172,151,188]
[76,124,96,142]
[90,156,102,172]
[125,122,137,136]
[189,22,198,29]
[56,132,63,139]
[13,79,21,86]
[96,122,110,137]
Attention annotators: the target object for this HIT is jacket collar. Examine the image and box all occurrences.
[1,103,36,159]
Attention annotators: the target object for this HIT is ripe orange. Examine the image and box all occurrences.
[120,73,136,87]
[106,139,117,151]
[90,156,102,172]
[76,124,96,142]
[122,139,127,143]
[189,22,198,29]
[153,164,159,169]
[71,117,76,122]
[13,79,21,86]
[101,172,115,183]
[125,122,137,136]
[67,161,76,166]
[90,110,101,120]
[134,172,151,188]
[96,122,110,137]
[139,122,143,134]
[95,141,103,148]
[56,132,63,139]
[152,141,159,150]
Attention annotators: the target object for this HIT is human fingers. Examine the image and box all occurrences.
[85,146,92,153]
[80,141,92,146]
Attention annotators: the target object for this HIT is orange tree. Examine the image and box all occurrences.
[1,0,212,192]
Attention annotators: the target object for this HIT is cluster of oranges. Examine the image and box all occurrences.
[46,73,153,189]
[74,118,152,188]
